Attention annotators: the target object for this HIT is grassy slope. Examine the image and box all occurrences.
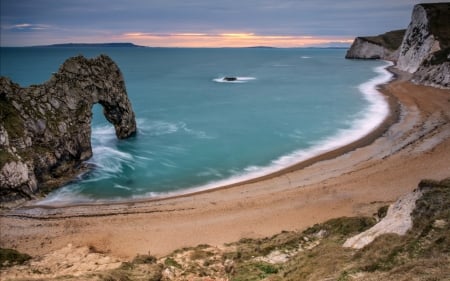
[359,29,406,51]
[1,178,449,280]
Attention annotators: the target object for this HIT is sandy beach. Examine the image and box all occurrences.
[1,66,449,270]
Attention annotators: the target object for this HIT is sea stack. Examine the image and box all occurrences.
[0,55,137,206]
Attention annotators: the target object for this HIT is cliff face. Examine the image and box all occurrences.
[397,3,450,88]
[345,30,405,60]
[0,55,137,205]
[347,3,449,89]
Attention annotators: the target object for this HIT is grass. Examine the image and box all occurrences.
[361,29,406,50]
[0,95,25,141]
[423,3,450,48]
[225,178,450,281]
[231,261,280,281]
[2,177,449,280]
[0,248,31,268]
[164,257,182,269]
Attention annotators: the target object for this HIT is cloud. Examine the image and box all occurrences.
[1,0,448,46]
[4,23,51,31]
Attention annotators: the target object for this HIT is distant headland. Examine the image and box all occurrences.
[31,42,146,48]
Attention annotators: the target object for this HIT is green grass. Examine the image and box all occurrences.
[0,95,25,140]
[3,177,449,280]
[361,29,406,50]
[422,3,450,48]
[0,248,31,268]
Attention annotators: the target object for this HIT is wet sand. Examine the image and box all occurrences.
[1,69,449,265]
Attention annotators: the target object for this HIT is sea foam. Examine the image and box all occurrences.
[33,54,394,205]
[149,61,394,198]
[213,76,256,83]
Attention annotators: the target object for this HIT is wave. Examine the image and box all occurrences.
[300,56,311,59]
[91,124,116,146]
[272,64,293,67]
[87,146,134,175]
[213,76,256,83]
[143,61,393,198]
[35,61,394,205]
[137,118,212,139]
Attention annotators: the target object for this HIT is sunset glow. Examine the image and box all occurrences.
[121,32,353,48]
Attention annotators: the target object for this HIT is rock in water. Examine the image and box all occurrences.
[0,55,137,206]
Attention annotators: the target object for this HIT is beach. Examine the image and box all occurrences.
[1,65,449,271]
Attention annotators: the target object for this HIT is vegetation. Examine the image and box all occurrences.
[423,3,450,48]
[2,178,449,280]
[361,29,406,50]
[110,177,449,281]
[100,254,162,281]
[0,248,31,268]
[0,95,25,141]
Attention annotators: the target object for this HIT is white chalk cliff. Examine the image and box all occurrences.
[343,189,422,249]
[345,30,405,61]
[347,3,449,89]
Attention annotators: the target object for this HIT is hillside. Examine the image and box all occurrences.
[2,178,449,280]
[359,29,406,51]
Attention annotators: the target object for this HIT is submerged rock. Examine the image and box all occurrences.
[0,55,137,206]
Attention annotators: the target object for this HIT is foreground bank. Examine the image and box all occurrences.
[2,179,449,280]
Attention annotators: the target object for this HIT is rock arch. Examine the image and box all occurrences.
[0,55,136,205]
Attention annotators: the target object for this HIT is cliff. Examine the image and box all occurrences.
[347,3,449,89]
[0,55,137,206]
[397,3,450,88]
[345,29,405,60]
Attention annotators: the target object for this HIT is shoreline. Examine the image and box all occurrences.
[21,62,398,210]
[1,64,449,261]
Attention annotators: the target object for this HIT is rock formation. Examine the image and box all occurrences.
[346,3,449,89]
[343,188,423,249]
[0,55,137,206]
[345,30,405,60]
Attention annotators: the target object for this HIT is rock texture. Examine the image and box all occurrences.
[347,3,449,89]
[0,55,136,205]
[397,3,450,88]
[343,189,423,249]
[345,30,405,60]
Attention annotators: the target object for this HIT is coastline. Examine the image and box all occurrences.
[1,64,449,262]
[22,61,397,209]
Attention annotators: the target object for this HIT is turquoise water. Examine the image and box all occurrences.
[0,47,391,204]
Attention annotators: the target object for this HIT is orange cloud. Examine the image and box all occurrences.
[120,32,353,48]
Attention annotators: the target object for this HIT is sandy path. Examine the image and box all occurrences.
[1,74,449,265]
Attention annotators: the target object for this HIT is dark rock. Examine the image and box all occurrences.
[0,55,137,206]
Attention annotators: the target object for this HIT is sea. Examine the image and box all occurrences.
[0,47,392,204]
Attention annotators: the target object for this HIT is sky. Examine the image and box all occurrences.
[0,0,447,47]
